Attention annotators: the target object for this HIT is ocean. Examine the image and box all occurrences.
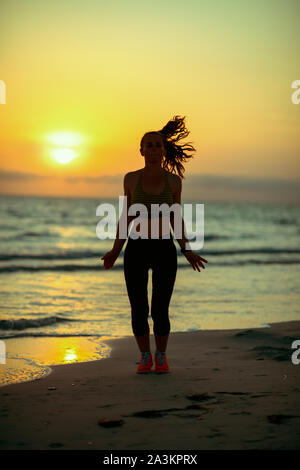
[0,194,299,386]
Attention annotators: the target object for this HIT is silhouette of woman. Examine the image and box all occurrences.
[101,115,208,374]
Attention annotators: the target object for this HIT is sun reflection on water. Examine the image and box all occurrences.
[64,347,78,363]
[0,337,113,387]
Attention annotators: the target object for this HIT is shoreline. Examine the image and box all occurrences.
[0,334,115,388]
[0,321,274,389]
[1,320,300,450]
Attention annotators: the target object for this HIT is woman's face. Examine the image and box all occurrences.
[140,133,165,163]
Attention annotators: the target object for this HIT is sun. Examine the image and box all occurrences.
[51,148,77,164]
[46,131,84,165]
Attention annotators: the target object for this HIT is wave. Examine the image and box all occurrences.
[0,251,101,261]
[204,234,230,241]
[275,218,299,225]
[0,246,300,262]
[0,332,111,340]
[18,230,58,238]
[1,258,300,273]
[202,248,300,255]
[0,316,78,331]
[0,231,63,242]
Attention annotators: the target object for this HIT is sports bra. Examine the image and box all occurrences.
[130,170,174,219]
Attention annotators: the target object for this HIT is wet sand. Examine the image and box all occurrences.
[0,321,300,450]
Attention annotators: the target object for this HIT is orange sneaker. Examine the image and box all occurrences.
[136,352,153,374]
[154,351,170,374]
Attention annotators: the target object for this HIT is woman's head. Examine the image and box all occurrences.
[140,115,196,178]
[140,132,166,163]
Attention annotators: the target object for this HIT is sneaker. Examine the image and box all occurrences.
[136,352,153,374]
[154,351,170,374]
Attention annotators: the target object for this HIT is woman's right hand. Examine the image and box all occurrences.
[101,249,120,270]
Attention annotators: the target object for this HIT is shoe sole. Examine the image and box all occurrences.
[136,369,170,374]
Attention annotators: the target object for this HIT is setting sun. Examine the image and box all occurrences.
[46,131,85,165]
[51,148,77,164]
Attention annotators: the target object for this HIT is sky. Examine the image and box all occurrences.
[0,0,299,203]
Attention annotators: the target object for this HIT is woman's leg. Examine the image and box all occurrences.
[154,332,169,353]
[135,333,151,353]
[123,239,151,352]
[150,239,177,352]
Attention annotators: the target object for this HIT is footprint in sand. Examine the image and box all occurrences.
[267,414,297,424]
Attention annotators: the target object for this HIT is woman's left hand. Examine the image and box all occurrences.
[184,251,208,272]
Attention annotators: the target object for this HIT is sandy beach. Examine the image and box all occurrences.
[0,320,300,451]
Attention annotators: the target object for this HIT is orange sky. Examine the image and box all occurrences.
[0,0,299,202]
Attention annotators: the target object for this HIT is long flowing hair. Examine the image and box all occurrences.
[140,115,196,178]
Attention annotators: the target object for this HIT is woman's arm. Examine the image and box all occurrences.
[170,176,208,272]
[170,176,191,252]
[111,173,135,254]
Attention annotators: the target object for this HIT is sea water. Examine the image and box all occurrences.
[0,195,299,385]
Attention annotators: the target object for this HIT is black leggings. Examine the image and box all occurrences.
[123,235,178,336]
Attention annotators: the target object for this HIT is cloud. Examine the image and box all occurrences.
[0,169,47,182]
[185,173,300,190]
[182,174,300,203]
[64,174,122,184]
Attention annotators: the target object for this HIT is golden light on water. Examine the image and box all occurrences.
[64,347,78,363]
[0,337,113,386]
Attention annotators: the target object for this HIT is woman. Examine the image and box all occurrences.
[101,115,208,374]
